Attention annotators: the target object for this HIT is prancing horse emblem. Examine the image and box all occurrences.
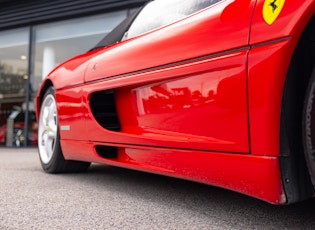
[263,0,285,25]
[269,0,278,12]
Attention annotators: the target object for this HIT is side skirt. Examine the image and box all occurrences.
[61,139,286,204]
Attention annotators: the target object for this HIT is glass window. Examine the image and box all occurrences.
[32,11,128,93]
[125,0,222,39]
[0,28,30,147]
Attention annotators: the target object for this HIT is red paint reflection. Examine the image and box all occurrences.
[135,73,219,115]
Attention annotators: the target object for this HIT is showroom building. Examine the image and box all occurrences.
[0,0,148,147]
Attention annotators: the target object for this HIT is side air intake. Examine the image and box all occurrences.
[95,145,118,159]
[90,90,121,131]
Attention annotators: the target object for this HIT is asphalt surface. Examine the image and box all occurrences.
[0,148,314,230]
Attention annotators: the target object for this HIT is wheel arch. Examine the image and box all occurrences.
[279,15,315,204]
[36,79,53,121]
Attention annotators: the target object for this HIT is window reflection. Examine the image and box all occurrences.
[0,28,31,147]
[126,0,222,39]
[135,73,219,115]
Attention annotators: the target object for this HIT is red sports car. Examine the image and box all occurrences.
[36,0,315,204]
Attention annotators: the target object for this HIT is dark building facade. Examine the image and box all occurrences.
[0,0,148,147]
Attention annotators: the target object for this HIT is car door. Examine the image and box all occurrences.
[83,0,256,153]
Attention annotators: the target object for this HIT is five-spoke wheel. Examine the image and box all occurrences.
[38,91,58,164]
[38,87,90,173]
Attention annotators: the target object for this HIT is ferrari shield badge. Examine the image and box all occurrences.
[263,0,285,25]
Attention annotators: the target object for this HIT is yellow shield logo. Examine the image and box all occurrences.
[263,0,285,25]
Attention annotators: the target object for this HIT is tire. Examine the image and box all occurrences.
[38,87,90,173]
[303,68,315,188]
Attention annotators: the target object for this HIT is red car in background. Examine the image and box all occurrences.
[36,0,315,204]
[0,109,37,147]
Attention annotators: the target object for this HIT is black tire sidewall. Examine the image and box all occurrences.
[303,69,315,186]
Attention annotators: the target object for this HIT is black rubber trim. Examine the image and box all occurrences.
[91,140,250,155]
[250,36,291,49]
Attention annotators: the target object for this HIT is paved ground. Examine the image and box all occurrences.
[0,147,314,230]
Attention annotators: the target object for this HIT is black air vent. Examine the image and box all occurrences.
[95,145,118,159]
[90,89,121,131]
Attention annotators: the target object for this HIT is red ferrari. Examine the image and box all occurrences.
[36,0,315,204]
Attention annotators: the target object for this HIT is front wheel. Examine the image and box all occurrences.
[38,87,90,173]
[303,68,315,188]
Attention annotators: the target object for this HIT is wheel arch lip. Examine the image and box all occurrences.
[279,15,315,161]
[289,2,315,43]
[247,3,315,203]
[35,79,54,121]
[277,15,315,204]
